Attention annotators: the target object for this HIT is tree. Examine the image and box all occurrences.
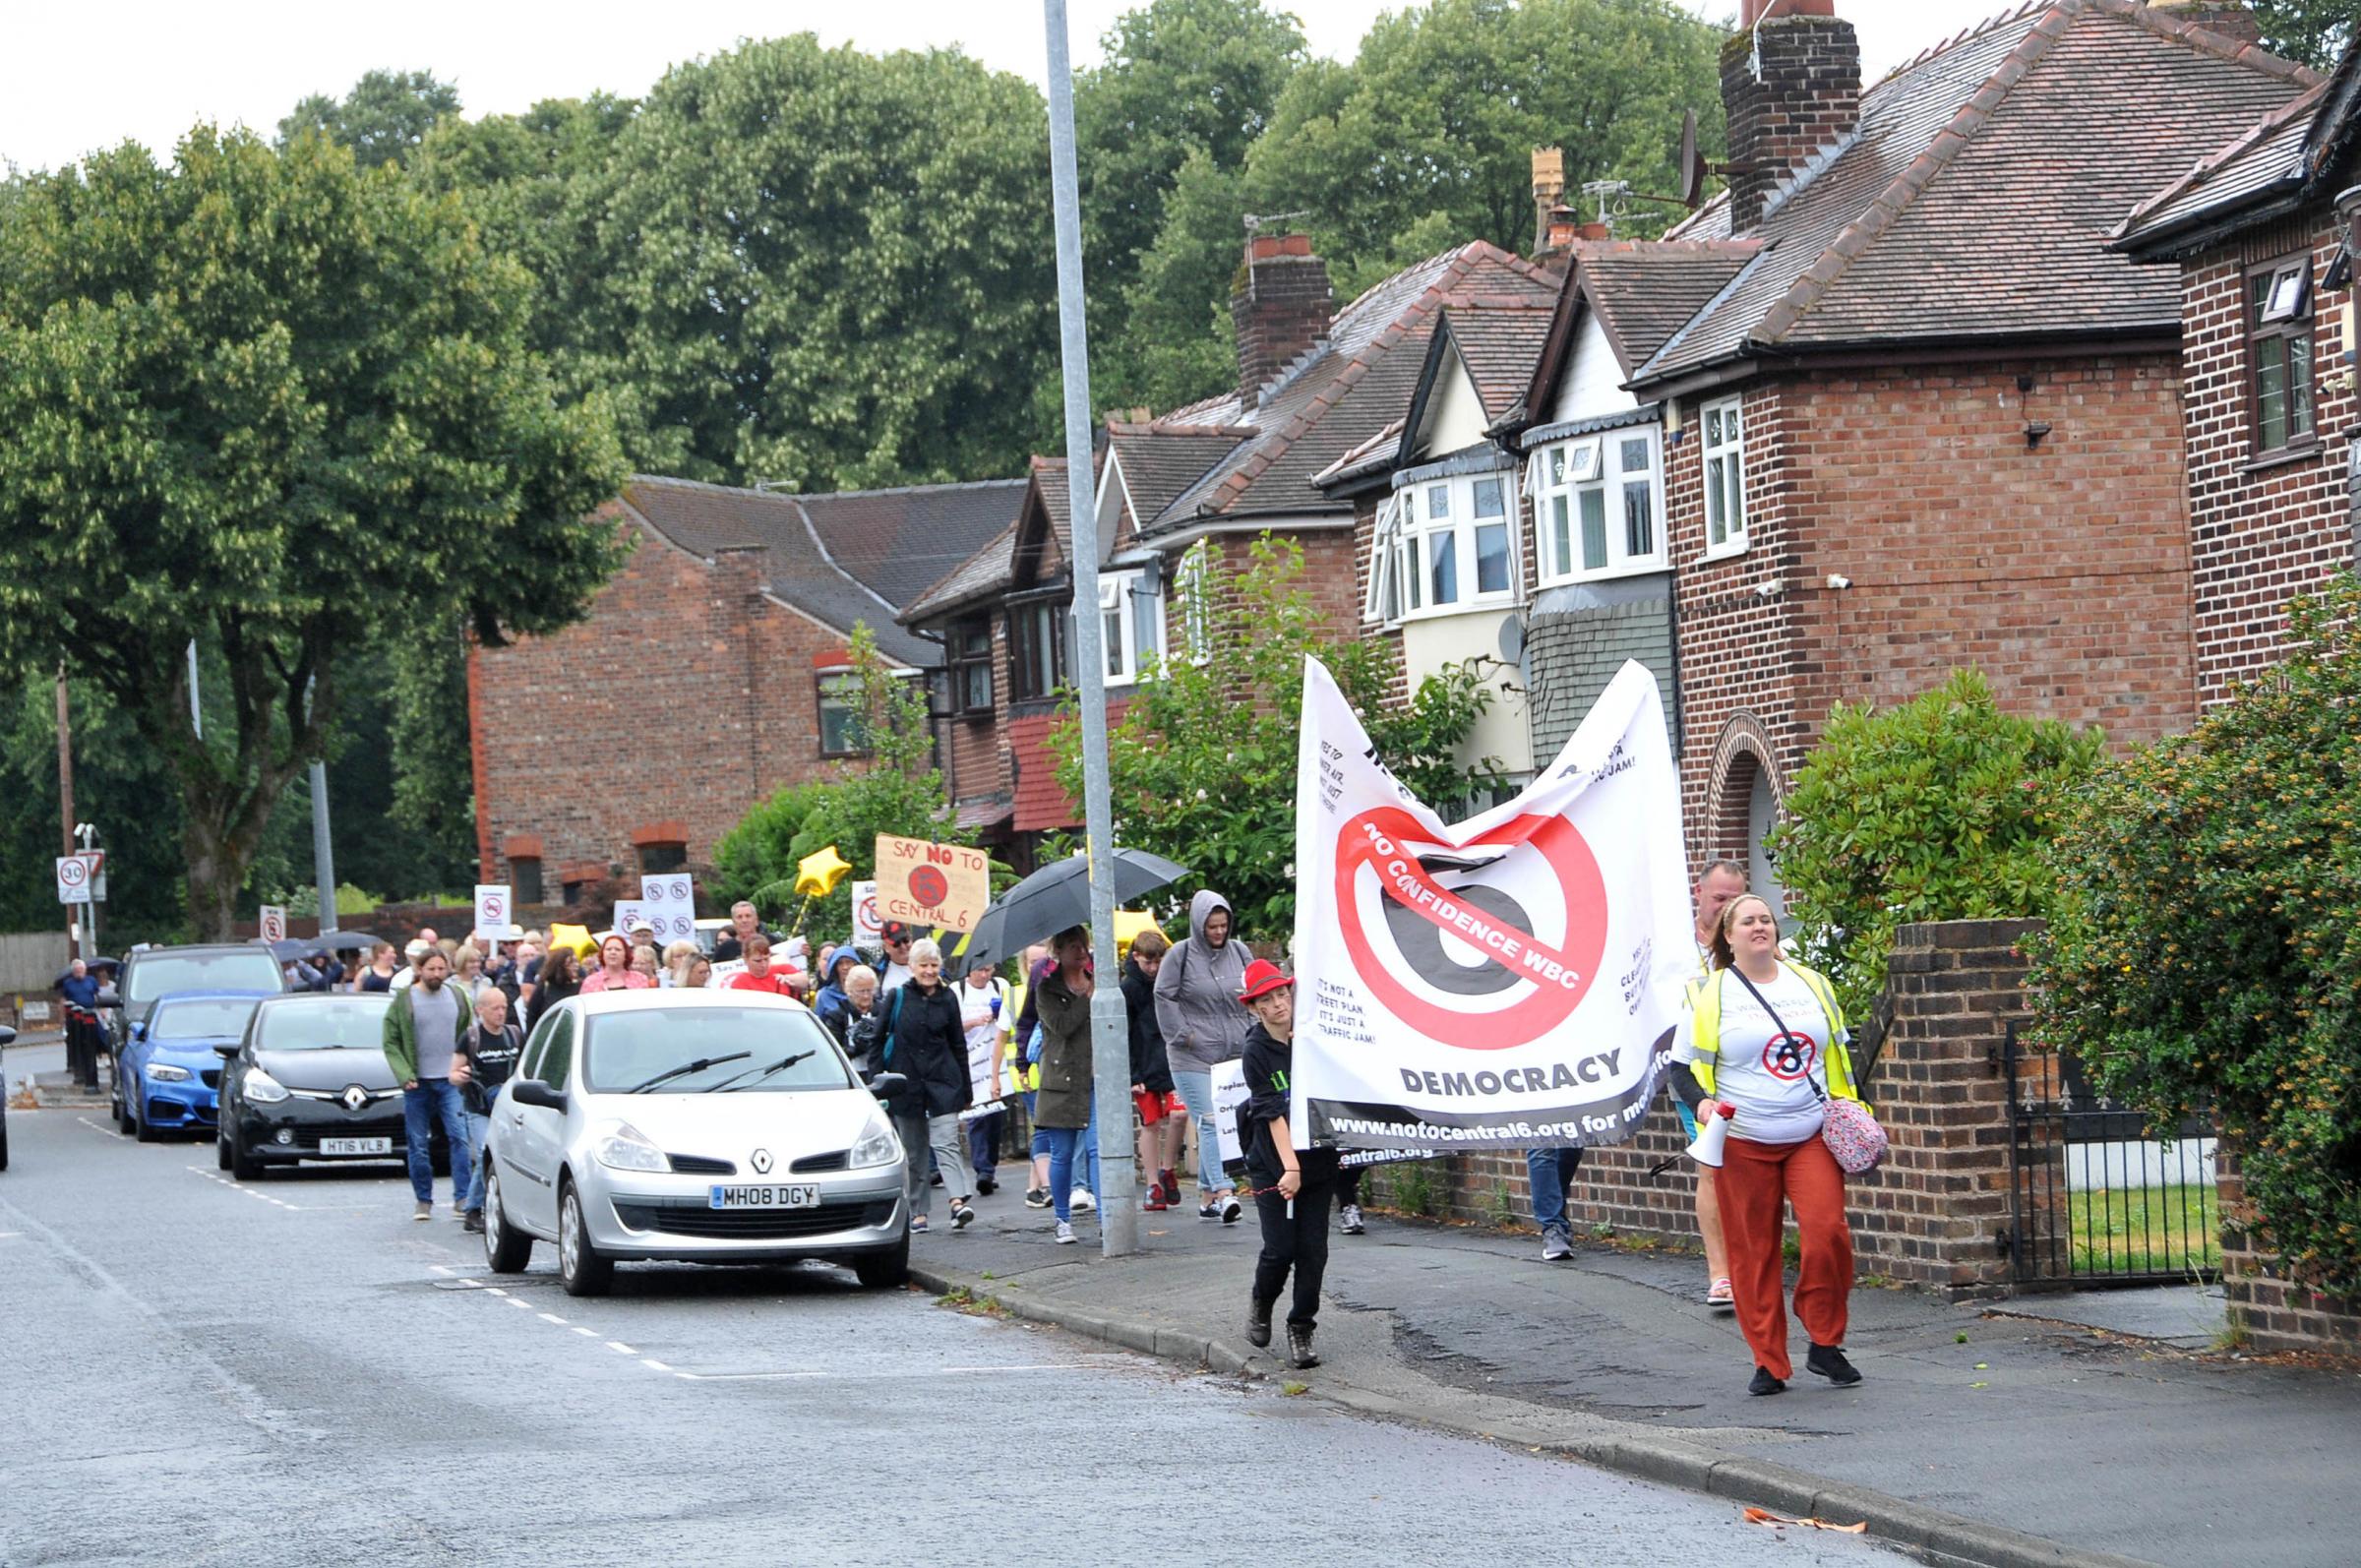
[2250,0,2354,70]
[2027,576,2361,1297]
[1104,148,1249,412]
[0,129,627,938]
[1767,670,2104,1026]
[565,37,1060,490]
[277,69,461,169]
[1053,535,1503,936]
[712,625,983,939]
[1243,0,1723,287]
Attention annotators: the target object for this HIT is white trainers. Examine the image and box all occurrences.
[1070,1188,1096,1213]
[1339,1203,1365,1236]
[1055,1221,1077,1245]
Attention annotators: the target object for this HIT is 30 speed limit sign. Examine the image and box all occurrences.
[55,852,105,905]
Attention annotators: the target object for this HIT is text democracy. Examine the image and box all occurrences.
[1399,1050,1623,1099]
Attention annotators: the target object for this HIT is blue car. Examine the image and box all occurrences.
[119,991,269,1142]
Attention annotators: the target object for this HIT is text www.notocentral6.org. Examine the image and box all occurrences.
[1328,1115,1589,1143]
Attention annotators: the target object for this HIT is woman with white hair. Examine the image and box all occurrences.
[878,936,978,1233]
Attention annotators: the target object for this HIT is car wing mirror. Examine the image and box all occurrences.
[866,1071,908,1101]
[0,1025,15,1048]
[213,1042,241,1059]
[511,1079,567,1112]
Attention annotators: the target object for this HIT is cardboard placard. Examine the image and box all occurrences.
[874,834,991,934]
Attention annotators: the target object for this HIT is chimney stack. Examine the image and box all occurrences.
[1723,0,1859,233]
[1532,147,1567,254]
[2149,1,2262,46]
[1232,230,1332,408]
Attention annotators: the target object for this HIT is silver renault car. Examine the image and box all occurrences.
[481,988,909,1297]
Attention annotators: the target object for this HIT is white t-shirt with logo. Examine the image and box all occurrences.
[1672,964,1841,1147]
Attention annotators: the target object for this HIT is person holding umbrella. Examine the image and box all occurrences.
[1238,959,1333,1369]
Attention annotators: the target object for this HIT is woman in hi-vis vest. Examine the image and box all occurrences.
[1669,894,1867,1397]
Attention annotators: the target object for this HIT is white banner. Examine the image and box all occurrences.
[1290,657,1693,1152]
[956,980,1009,1121]
[473,883,512,941]
[639,874,696,945]
[850,880,880,947]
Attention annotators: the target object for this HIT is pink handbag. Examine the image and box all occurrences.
[1817,1096,1889,1175]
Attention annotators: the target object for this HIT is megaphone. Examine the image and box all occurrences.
[1686,1101,1737,1168]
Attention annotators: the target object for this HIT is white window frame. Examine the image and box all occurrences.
[1532,427,1666,585]
[1172,542,1212,664]
[1382,469,1519,624]
[1701,395,1748,561]
[1097,569,1164,687]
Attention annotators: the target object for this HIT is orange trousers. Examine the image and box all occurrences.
[1718,1133,1853,1380]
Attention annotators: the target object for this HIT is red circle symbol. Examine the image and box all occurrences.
[908,866,949,908]
[1762,1031,1818,1081]
[60,858,87,887]
[1333,807,1608,1050]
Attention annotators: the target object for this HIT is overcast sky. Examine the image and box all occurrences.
[2,1,2009,174]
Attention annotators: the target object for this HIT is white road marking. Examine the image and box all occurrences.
[429,1263,457,1277]
[537,1312,568,1325]
[572,1326,597,1337]
[639,1358,671,1372]
[606,1342,636,1355]
[486,1288,509,1297]
[671,1362,1118,1382]
[0,1232,21,1239]
[507,1297,532,1309]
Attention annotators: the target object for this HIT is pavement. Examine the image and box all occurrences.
[904,1170,2361,1568]
[0,1106,1907,1568]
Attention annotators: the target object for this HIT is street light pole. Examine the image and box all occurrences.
[311,761,337,935]
[1042,0,1138,1256]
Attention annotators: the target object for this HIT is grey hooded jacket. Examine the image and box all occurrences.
[1152,890,1251,1075]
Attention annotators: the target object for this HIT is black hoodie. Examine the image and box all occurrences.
[1120,956,1174,1094]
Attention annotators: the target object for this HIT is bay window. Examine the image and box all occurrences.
[1532,425,1665,583]
[1008,598,1066,700]
[1368,470,1520,625]
[1099,569,1165,685]
[946,617,993,715]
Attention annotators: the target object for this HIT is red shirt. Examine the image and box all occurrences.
[729,970,795,995]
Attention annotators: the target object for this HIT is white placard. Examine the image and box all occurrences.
[259,905,288,943]
[956,979,1009,1120]
[850,880,880,947]
[639,874,696,944]
[1211,1056,1250,1170]
[474,883,512,940]
[612,899,648,938]
[1290,656,1693,1153]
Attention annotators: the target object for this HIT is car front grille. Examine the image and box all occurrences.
[150,1099,214,1124]
[613,1199,895,1240]
[791,1150,850,1174]
[201,1069,221,1089]
[666,1153,736,1176]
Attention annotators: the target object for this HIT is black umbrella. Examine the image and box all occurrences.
[289,931,383,957]
[54,956,121,985]
[960,849,1190,971]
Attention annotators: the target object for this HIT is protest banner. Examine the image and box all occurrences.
[639,874,696,944]
[1290,657,1694,1152]
[473,884,511,942]
[258,904,288,944]
[956,981,1009,1121]
[1211,1057,1249,1175]
[874,834,991,933]
[611,900,648,939]
[850,880,881,947]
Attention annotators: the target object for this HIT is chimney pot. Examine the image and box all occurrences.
[1532,147,1568,255]
[1233,231,1332,407]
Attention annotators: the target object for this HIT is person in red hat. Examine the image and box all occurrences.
[1237,958,1336,1369]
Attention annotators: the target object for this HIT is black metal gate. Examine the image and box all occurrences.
[2002,1022,2218,1288]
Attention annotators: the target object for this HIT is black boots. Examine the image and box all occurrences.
[1806,1342,1862,1386]
[1748,1365,1786,1397]
[1247,1297,1274,1349]
[1287,1323,1320,1369]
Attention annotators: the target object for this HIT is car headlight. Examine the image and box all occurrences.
[243,1067,289,1104]
[850,1111,902,1171]
[593,1121,670,1174]
[147,1063,192,1082]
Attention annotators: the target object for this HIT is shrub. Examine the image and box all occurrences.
[2027,574,2361,1297]
[1769,668,2104,1024]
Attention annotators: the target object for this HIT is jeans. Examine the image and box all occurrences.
[1526,1145,1587,1234]
[1043,1098,1100,1224]
[402,1081,472,1206]
[1170,1067,1233,1198]
[464,1111,493,1213]
[1253,1173,1335,1330]
[1026,1092,1050,1162]
[966,1109,1004,1176]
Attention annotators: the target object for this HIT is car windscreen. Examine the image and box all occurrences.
[259,1000,392,1051]
[149,997,262,1040]
[582,1006,852,1094]
[127,952,282,1003]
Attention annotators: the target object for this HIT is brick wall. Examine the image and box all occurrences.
[2216,1148,2361,1356]
[2176,217,2357,702]
[1722,10,1860,234]
[1668,357,2201,866]
[472,516,856,883]
[1360,918,2035,1297]
[1233,235,1334,407]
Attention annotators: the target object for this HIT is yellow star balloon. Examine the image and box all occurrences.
[795,845,853,898]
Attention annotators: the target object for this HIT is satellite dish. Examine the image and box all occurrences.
[1497,616,1526,665]
[1677,110,1706,209]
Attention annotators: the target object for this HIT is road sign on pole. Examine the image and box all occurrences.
[55,852,104,905]
[259,905,288,943]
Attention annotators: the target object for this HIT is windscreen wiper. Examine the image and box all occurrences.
[711,1050,817,1093]
[625,1052,751,1094]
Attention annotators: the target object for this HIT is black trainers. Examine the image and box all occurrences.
[1287,1324,1320,1369]
[1748,1365,1786,1397]
[1247,1297,1274,1349]
[1806,1343,1862,1387]
[1024,1186,1051,1210]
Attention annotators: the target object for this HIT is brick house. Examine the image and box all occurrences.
[469,474,1022,900]
[1597,0,2317,887]
[2112,33,2361,696]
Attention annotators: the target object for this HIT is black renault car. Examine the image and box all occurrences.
[215,993,444,1180]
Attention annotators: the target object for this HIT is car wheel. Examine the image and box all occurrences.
[853,1231,910,1290]
[115,1077,134,1134]
[557,1178,612,1297]
[228,1122,264,1182]
[132,1080,160,1143]
[0,1111,10,1173]
[216,1127,231,1171]
[484,1167,532,1275]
